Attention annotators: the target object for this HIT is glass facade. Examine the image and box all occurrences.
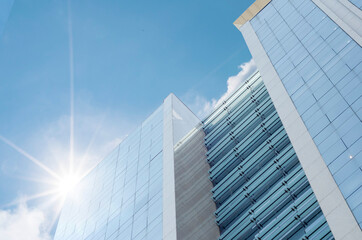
[54,105,164,240]
[204,72,332,240]
[250,0,362,228]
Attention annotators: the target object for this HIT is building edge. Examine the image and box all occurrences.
[311,0,362,46]
[239,20,362,240]
[162,94,201,240]
[233,0,271,29]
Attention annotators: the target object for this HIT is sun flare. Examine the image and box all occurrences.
[56,174,81,197]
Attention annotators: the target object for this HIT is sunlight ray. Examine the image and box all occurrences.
[68,0,75,174]
[76,113,106,176]
[0,135,60,180]
[2,189,59,208]
[47,195,66,231]
[78,161,100,182]
[13,175,58,185]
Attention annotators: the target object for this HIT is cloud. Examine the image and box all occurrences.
[185,58,257,119]
[213,59,257,108]
[182,92,217,119]
[0,203,50,240]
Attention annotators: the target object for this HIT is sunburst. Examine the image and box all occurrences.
[0,0,92,233]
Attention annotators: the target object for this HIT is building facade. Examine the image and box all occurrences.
[204,71,332,240]
[54,71,335,240]
[54,94,218,240]
[234,0,362,239]
[54,1,361,239]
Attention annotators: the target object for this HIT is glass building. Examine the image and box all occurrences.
[204,71,332,240]
[54,1,361,239]
[53,94,219,240]
[54,71,335,240]
[54,105,165,240]
[234,0,362,239]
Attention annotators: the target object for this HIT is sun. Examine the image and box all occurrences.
[56,174,81,197]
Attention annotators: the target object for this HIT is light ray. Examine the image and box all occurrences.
[0,135,60,180]
[47,194,67,231]
[13,175,58,185]
[2,189,59,208]
[68,0,75,173]
[78,161,101,182]
[76,113,106,176]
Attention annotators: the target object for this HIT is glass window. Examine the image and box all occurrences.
[275,57,294,79]
[302,30,324,53]
[326,28,351,53]
[293,19,312,40]
[250,0,362,228]
[305,7,325,28]
[268,43,286,64]
[296,56,319,82]
[315,17,338,40]
[280,31,300,52]
[288,44,308,66]
[296,0,316,17]
[341,123,362,147]
[339,170,362,197]
[347,187,362,209]
[321,139,347,165]
[313,44,336,67]
[341,45,362,69]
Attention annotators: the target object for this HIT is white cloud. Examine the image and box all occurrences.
[185,59,257,119]
[213,59,257,108]
[0,204,50,240]
[183,93,217,119]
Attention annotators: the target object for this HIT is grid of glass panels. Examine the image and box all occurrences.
[250,0,362,228]
[204,71,332,240]
[349,0,362,10]
[54,105,164,240]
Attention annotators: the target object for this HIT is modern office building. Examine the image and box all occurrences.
[54,1,361,239]
[54,71,335,240]
[53,94,219,240]
[204,71,332,240]
[234,0,362,239]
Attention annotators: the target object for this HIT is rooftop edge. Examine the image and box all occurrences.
[233,0,271,29]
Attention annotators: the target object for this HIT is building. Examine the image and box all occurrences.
[54,71,335,240]
[54,1,362,239]
[234,0,362,239]
[204,71,332,240]
[53,94,219,240]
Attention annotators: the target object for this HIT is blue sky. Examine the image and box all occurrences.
[0,0,255,238]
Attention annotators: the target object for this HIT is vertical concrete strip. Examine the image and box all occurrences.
[312,0,362,46]
[240,21,362,240]
[174,125,220,240]
[163,94,178,240]
[163,94,202,240]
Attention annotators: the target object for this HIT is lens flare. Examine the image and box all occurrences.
[57,174,80,197]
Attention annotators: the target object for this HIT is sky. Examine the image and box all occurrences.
[0,0,256,239]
